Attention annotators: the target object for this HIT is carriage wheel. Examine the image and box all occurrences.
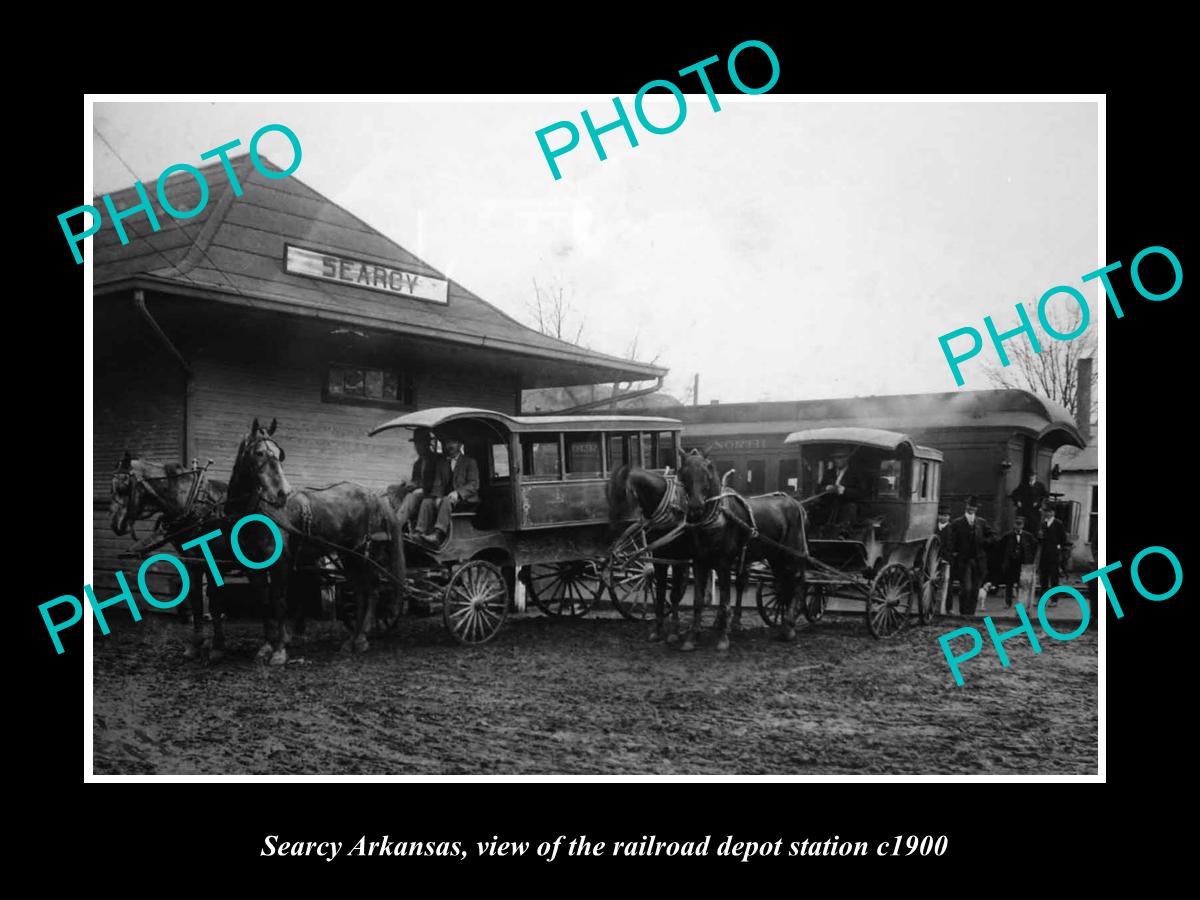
[802,583,828,623]
[527,561,602,617]
[866,562,914,639]
[917,535,942,625]
[443,560,509,644]
[605,555,657,620]
[755,577,782,627]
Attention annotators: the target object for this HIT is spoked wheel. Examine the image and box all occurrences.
[443,560,509,644]
[866,562,915,639]
[755,575,782,627]
[802,583,828,623]
[527,561,602,617]
[605,554,658,620]
[917,535,942,625]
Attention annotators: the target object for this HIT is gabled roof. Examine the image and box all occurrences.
[92,154,666,385]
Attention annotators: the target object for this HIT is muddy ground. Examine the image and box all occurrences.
[93,607,1097,775]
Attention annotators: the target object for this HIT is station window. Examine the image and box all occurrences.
[325,363,414,408]
[521,436,561,480]
[564,433,602,478]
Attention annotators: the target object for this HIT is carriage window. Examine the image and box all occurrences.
[917,461,930,499]
[655,432,677,470]
[564,433,602,478]
[606,433,639,470]
[521,437,561,480]
[491,444,510,480]
[325,363,414,408]
[877,459,902,498]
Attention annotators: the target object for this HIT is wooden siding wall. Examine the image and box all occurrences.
[92,328,186,594]
[188,343,520,497]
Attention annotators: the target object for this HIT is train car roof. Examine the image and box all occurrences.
[369,407,683,436]
[784,426,944,461]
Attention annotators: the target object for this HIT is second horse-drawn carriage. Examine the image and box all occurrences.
[752,427,945,638]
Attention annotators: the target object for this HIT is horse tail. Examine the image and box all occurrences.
[607,464,633,521]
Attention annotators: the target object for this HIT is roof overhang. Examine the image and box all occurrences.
[369,407,682,437]
[784,426,944,461]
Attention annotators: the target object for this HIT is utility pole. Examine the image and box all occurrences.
[693,373,699,407]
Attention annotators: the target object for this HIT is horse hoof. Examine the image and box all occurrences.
[782,626,797,643]
[183,643,198,660]
[665,632,680,645]
[340,639,354,654]
[353,636,369,654]
[269,648,288,666]
[209,648,225,663]
[256,642,273,660]
[716,635,730,652]
[680,639,696,653]
[647,629,663,643]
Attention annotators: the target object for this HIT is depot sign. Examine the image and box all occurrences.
[284,245,449,304]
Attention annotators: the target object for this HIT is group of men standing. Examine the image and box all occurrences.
[939,472,1070,616]
[393,427,480,547]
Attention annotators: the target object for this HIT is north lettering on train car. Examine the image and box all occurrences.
[535,39,781,181]
[58,123,302,264]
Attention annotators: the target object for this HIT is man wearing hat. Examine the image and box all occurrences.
[394,427,443,533]
[1010,471,1048,529]
[945,496,995,616]
[1037,505,1070,603]
[816,446,868,530]
[417,431,480,547]
[998,514,1039,610]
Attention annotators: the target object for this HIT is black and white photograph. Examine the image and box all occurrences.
[84,95,1101,777]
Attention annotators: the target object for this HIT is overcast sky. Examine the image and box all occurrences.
[93,99,1098,404]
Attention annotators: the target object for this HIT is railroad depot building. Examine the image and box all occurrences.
[93,155,664,590]
[644,390,1085,533]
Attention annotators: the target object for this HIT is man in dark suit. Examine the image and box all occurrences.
[945,496,995,617]
[998,515,1038,609]
[1037,506,1070,603]
[1010,472,1048,529]
[418,434,480,547]
[816,447,868,529]
[394,427,442,532]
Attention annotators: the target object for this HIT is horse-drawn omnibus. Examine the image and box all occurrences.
[752,427,945,638]
[367,407,684,644]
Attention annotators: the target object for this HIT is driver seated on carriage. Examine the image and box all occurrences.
[392,426,442,533]
[415,428,481,548]
[812,445,870,535]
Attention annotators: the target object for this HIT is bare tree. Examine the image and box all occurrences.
[527,277,586,346]
[985,301,1098,422]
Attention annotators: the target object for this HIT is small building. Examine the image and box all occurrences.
[628,389,1084,530]
[1051,444,1098,570]
[93,154,664,589]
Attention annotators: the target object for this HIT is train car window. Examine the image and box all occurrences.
[606,432,639,470]
[641,432,654,468]
[564,432,602,478]
[747,459,766,493]
[655,432,677,469]
[521,436,561,480]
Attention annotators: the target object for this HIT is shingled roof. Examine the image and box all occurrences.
[93,154,666,384]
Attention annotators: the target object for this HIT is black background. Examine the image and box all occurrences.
[18,21,1187,885]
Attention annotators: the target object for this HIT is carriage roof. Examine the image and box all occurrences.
[368,407,682,437]
[783,426,943,462]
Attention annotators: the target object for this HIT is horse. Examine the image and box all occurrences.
[674,449,808,651]
[606,464,692,643]
[227,418,397,665]
[110,451,234,660]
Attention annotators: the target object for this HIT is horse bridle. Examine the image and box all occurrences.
[237,435,288,506]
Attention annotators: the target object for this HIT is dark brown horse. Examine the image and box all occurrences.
[606,464,691,643]
[228,418,396,665]
[675,449,807,651]
[110,452,233,660]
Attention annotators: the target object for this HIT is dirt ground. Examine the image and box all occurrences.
[92,607,1098,775]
